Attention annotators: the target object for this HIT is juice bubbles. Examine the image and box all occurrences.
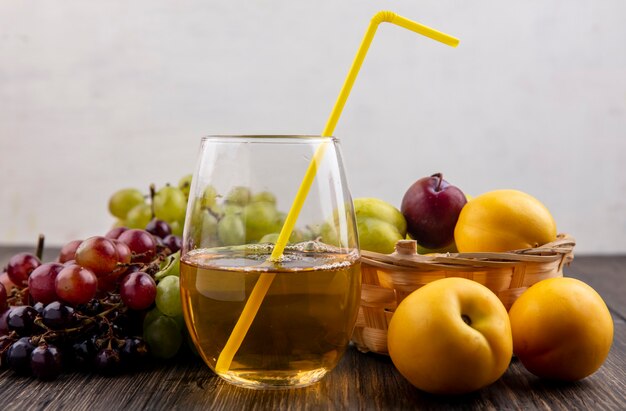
[180,242,361,389]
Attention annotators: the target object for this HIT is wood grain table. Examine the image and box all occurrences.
[1,247,624,410]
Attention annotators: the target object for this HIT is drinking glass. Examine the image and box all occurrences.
[180,135,361,389]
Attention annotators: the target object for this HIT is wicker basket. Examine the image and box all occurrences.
[352,234,575,355]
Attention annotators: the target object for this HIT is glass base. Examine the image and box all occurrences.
[216,367,329,390]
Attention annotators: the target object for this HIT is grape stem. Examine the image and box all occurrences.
[34,301,124,339]
[149,184,156,219]
[36,234,45,261]
[7,287,28,306]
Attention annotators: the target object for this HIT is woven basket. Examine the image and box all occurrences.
[352,233,575,355]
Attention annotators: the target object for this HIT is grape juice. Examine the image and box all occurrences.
[180,243,361,389]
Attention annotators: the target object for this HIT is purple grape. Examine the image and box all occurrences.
[77,299,102,316]
[162,235,182,253]
[94,348,121,375]
[42,301,75,330]
[32,302,45,314]
[7,306,39,336]
[120,337,149,369]
[7,336,35,374]
[30,344,63,380]
[146,219,172,239]
[71,338,96,369]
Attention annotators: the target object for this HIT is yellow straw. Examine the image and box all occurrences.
[215,10,459,374]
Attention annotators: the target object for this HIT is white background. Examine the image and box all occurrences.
[1,1,625,254]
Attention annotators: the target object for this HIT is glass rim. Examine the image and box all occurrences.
[200,135,339,143]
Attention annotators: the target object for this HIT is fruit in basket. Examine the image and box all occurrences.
[454,189,557,253]
[387,277,512,394]
[509,277,613,381]
[354,198,407,254]
[401,173,467,250]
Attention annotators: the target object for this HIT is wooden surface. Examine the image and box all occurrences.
[1,247,625,411]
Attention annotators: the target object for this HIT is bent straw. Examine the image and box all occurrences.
[214,10,459,374]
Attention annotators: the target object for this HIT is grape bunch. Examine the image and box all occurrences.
[0,223,186,380]
[187,185,322,249]
[108,176,192,237]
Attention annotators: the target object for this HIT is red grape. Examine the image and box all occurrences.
[0,272,16,292]
[55,265,97,305]
[28,262,64,304]
[58,240,82,263]
[118,229,157,263]
[6,253,41,286]
[105,226,128,240]
[75,236,119,277]
[0,283,6,312]
[112,240,132,265]
[0,309,9,336]
[120,272,156,310]
[96,270,124,293]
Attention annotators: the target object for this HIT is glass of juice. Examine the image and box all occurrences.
[180,135,361,389]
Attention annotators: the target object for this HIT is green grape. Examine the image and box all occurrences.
[192,210,218,247]
[172,314,185,332]
[143,306,164,331]
[320,222,340,246]
[170,220,184,236]
[178,174,193,198]
[112,219,126,228]
[153,186,187,223]
[225,186,251,206]
[143,315,182,359]
[259,233,279,243]
[217,214,245,246]
[301,226,319,241]
[155,275,183,317]
[289,229,305,243]
[208,202,224,218]
[155,251,180,281]
[126,203,152,229]
[274,211,287,230]
[108,188,145,219]
[243,202,278,242]
[252,191,276,205]
[200,185,218,208]
[223,204,243,216]
[259,229,304,244]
